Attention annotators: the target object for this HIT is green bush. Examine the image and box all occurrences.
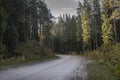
[0,43,7,58]
[15,40,55,60]
[43,47,55,57]
[115,64,120,77]
[101,43,120,77]
[15,40,43,60]
[109,44,120,77]
[86,43,120,78]
[85,50,105,63]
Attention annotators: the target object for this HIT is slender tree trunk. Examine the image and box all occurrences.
[113,19,117,42]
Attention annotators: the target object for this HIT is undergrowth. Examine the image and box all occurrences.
[0,40,56,69]
[86,43,120,79]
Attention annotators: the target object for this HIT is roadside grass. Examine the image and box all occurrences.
[87,62,119,80]
[0,55,59,70]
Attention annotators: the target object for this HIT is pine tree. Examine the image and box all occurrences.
[91,0,102,49]
[0,0,11,57]
[3,0,28,57]
[76,2,84,53]
[30,0,39,41]
[82,0,91,51]
[37,0,52,48]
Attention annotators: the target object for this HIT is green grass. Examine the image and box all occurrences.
[87,62,119,80]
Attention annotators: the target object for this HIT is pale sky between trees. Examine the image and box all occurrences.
[45,0,83,17]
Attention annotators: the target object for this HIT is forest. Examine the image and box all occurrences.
[0,0,54,60]
[0,0,120,79]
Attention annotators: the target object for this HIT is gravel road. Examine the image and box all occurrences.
[0,55,87,80]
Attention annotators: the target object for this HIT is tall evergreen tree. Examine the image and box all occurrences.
[91,0,102,49]
[37,0,52,48]
[0,0,12,57]
[29,0,39,41]
[82,0,91,51]
[3,0,28,57]
[76,2,84,53]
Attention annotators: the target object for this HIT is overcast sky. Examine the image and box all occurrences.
[45,0,83,17]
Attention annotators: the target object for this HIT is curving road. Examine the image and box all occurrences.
[0,55,87,80]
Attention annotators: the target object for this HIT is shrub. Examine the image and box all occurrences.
[109,44,120,77]
[16,40,43,60]
[86,43,120,78]
[101,43,120,77]
[115,64,120,78]
[15,40,55,60]
[0,43,7,58]
[43,47,55,57]
[85,50,105,63]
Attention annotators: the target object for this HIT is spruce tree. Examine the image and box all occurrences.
[82,0,91,51]
[76,2,84,53]
[0,0,11,57]
[91,0,102,49]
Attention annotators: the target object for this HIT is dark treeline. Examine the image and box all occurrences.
[0,0,53,59]
[52,0,120,54]
[51,14,77,54]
